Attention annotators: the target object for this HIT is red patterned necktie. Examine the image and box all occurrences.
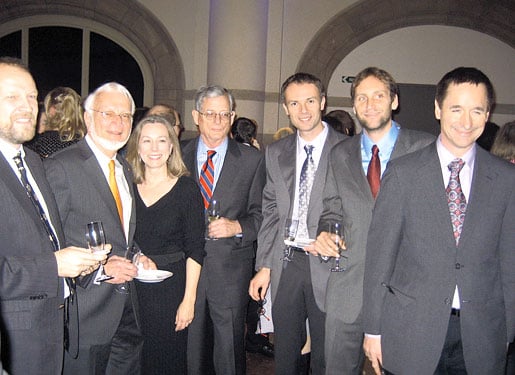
[446,159,467,245]
[199,150,216,209]
[367,145,381,199]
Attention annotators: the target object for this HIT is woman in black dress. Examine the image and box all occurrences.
[126,115,205,374]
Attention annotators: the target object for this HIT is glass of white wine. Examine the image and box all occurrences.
[329,222,345,272]
[281,218,298,262]
[85,221,112,281]
[206,199,220,240]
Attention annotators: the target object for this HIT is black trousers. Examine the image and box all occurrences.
[273,251,326,375]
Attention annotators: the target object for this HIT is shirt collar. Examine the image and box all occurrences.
[361,121,400,158]
[296,122,329,152]
[436,134,476,171]
[85,134,118,165]
[0,138,24,161]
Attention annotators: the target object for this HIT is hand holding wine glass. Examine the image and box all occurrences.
[206,199,220,240]
[116,245,142,294]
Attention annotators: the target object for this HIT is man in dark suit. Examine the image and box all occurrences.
[0,57,104,374]
[313,67,434,374]
[363,67,515,374]
[182,85,265,374]
[45,82,150,374]
[249,73,346,374]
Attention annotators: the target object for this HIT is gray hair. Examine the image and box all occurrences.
[194,85,235,112]
[83,82,136,114]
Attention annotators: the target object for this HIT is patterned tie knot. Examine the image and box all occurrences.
[304,144,314,157]
[448,159,465,176]
[207,150,216,159]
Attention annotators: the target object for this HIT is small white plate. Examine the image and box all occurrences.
[135,270,173,283]
[284,238,315,248]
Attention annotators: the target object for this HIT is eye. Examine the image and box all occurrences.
[289,102,298,107]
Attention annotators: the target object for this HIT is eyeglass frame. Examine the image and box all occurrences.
[197,110,235,122]
[88,108,133,124]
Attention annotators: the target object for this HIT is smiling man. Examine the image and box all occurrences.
[181,85,265,375]
[249,73,346,374]
[45,82,148,374]
[362,67,515,374]
[312,67,434,374]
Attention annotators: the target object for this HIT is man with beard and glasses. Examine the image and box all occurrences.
[312,67,434,374]
[45,82,155,374]
[0,57,105,374]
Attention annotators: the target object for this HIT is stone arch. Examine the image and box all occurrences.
[297,0,515,89]
[0,0,184,113]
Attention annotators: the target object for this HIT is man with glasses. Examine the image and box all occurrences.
[45,82,153,374]
[182,85,265,374]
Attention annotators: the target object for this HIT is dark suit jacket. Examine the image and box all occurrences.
[363,143,515,374]
[319,128,434,324]
[0,148,66,375]
[44,139,138,348]
[181,137,266,307]
[256,126,346,311]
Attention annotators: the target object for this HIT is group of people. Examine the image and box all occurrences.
[0,54,513,375]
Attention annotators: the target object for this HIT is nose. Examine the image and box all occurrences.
[151,140,159,151]
[298,103,308,113]
[462,112,473,129]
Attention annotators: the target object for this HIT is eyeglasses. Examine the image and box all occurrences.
[90,109,133,124]
[197,110,234,122]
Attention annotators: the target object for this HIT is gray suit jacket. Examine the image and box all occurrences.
[44,139,137,347]
[0,148,66,375]
[320,128,434,323]
[181,137,266,307]
[363,143,515,374]
[256,126,346,311]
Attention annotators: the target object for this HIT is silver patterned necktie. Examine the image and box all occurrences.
[446,159,467,245]
[297,145,316,238]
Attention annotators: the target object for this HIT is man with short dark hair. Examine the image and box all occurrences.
[250,72,346,374]
[363,67,515,374]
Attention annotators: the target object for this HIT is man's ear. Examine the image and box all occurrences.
[434,99,441,120]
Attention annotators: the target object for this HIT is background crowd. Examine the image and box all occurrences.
[0,55,513,375]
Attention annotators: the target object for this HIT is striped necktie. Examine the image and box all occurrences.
[199,150,216,209]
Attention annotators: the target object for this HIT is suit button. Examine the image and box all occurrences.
[455,263,462,269]
[444,298,451,305]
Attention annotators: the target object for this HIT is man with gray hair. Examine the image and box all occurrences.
[45,82,154,374]
[182,85,265,374]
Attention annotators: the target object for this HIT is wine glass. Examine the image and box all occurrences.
[86,221,112,281]
[206,199,220,240]
[281,218,298,262]
[329,222,345,272]
[116,245,142,294]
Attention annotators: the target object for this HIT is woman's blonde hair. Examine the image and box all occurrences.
[126,115,190,183]
[44,87,86,141]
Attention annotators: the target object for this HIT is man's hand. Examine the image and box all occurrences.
[363,336,383,375]
[304,231,345,258]
[208,217,242,239]
[104,255,138,284]
[55,246,108,278]
[249,268,270,301]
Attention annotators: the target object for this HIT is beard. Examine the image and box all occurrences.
[356,112,392,134]
[0,113,36,145]
[88,122,130,152]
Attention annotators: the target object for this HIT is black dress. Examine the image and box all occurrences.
[24,130,80,158]
[134,176,205,375]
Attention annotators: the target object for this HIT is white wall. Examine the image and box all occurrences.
[327,25,515,126]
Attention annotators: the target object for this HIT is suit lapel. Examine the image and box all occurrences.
[212,139,240,200]
[277,135,297,214]
[344,135,373,201]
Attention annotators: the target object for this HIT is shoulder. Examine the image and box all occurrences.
[399,128,436,144]
[229,139,263,162]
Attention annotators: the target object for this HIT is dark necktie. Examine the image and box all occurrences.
[13,152,59,250]
[199,150,216,209]
[367,145,381,199]
[446,159,467,245]
[297,145,315,238]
